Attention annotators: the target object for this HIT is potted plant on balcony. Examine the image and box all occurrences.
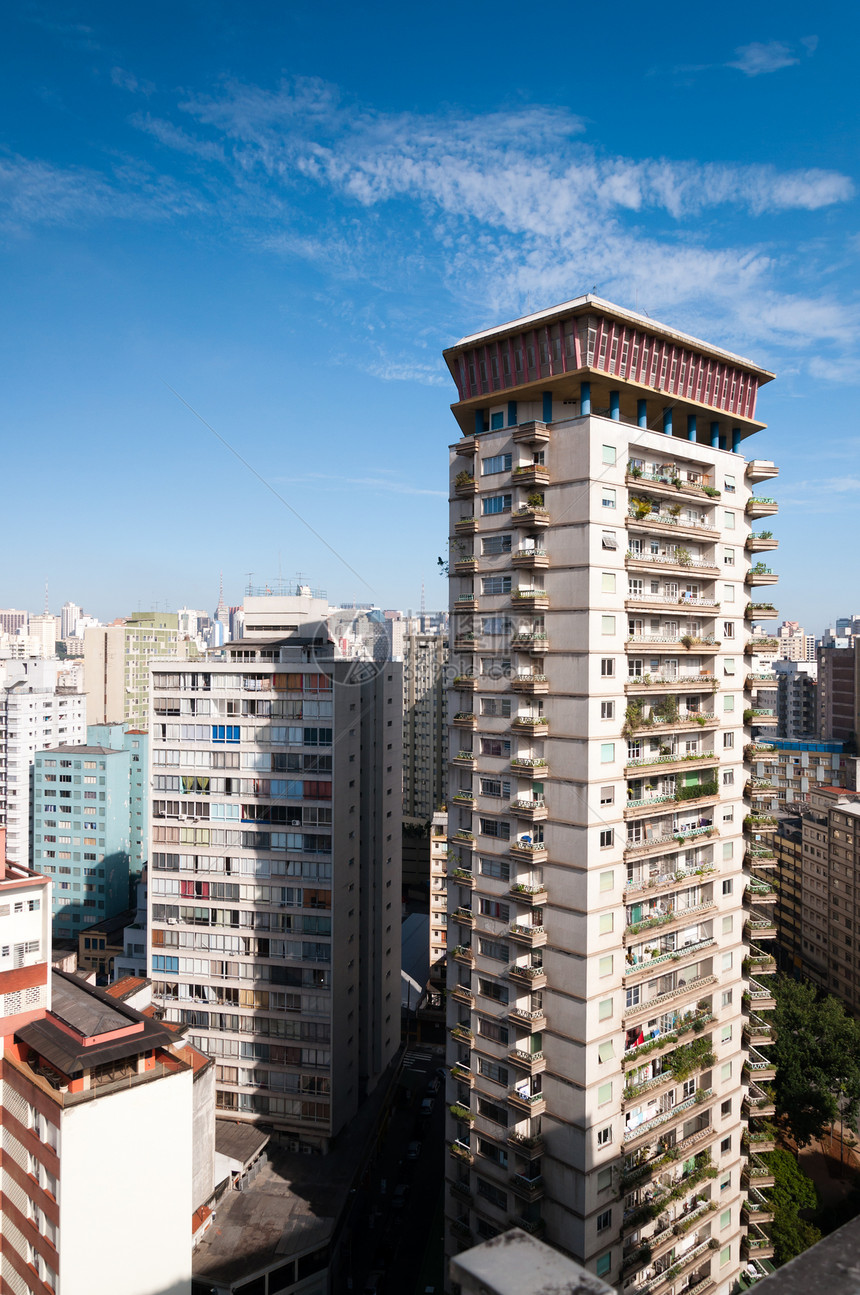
[676,547,692,567]
[526,492,545,508]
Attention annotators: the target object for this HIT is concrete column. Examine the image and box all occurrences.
[732,427,741,453]
[610,391,620,420]
[662,408,673,435]
[710,421,720,449]
[580,382,591,416]
[637,399,647,428]
[687,414,697,442]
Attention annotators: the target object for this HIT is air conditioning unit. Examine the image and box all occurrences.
[287,1140,300,1153]
[290,820,301,827]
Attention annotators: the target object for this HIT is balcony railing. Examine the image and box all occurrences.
[623,1089,714,1142]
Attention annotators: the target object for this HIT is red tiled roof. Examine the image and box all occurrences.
[105,976,147,1000]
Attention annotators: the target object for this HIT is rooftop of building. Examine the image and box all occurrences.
[105,975,149,1001]
[193,1056,397,1288]
[16,969,181,1081]
[36,744,126,757]
[450,1227,615,1295]
[215,1119,270,1169]
[446,294,775,380]
[79,908,136,941]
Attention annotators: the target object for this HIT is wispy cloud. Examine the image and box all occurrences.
[111,66,156,97]
[728,41,799,76]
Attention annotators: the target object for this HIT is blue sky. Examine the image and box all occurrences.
[2,2,858,630]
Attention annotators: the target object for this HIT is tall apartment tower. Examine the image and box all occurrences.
[442,297,779,1293]
[0,658,87,865]
[84,613,184,729]
[147,605,401,1145]
[403,631,449,822]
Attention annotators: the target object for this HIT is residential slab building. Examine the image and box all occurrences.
[442,295,779,1292]
[0,658,86,865]
[817,643,859,745]
[147,613,402,1144]
[768,737,845,808]
[777,620,815,663]
[87,722,149,875]
[31,745,131,940]
[774,659,817,740]
[403,631,449,822]
[83,612,185,729]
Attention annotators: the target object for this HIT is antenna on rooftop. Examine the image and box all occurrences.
[420,582,426,619]
[44,581,49,614]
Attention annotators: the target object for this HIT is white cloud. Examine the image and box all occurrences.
[728,41,799,76]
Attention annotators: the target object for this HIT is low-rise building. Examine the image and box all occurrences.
[77,907,134,981]
[769,737,846,808]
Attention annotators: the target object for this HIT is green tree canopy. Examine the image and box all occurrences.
[772,977,860,1148]
[767,1147,821,1266]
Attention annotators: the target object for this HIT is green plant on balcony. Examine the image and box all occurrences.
[629,464,643,478]
[526,492,545,508]
[450,1102,474,1122]
[676,548,693,569]
[455,469,475,487]
[630,496,653,520]
[758,530,773,539]
[702,485,721,498]
[676,780,718,801]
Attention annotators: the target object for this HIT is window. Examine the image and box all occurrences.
[480,819,510,840]
[481,697,512,717]
[490,410,504,430]
[723,731,734,749]
[600,658,615,677]
[600,786,614,806]
[720,1172,731,1192]
[721,1062,732,1081]
[601,572,616,593]
[596,1125,612,1146]
[601,530,617,550]
[480,777,510,798]
[483,494,512,515]
[481,738,511,758]
[723,621,735,639]
[720,1246,731,1268]
[480,898,510,922]
[724,583,735,602]
[720,1208,732,1229]
[599,913,614,935]
[599,955,613,977]
[724,657,736,676]
[596,1209,612,1232]
[721,952,733,971]
[601,615,616,635]
[722,770,734,787]
[721,1024,732,1042]
[599,869,614,891]
[600,743,615,764]
[723,547,735,566]
[480,857,511,881]
[597,1167,612,1190]
[596,1254,612,1279]
[721,989,733,1008]
[478,1056,509,1083]
[479,938,509,961]
[721,1136,732,1155]
[721,1098,732,1116]
[724,475,736,494]
[724,695,735,712]
[598,998,613,1021]
[599,830,613,849]
[602,488,616,509]
[482,453,512,475]
[483,575,512,595]
[600,701,614,719]
[598,1040,614,1063]
[724,510,735,530]
[482,534,512,555]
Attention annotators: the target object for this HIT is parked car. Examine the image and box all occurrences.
[426,1077,441,1095]
[420,1097,435,1116]
[392,1183,409,1209]
[406,1140,421,1160]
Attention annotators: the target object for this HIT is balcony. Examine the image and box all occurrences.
[746,604,778,621]
[746,532,778,553]
[747,917,777,942]
[745,636,779,653]
[450,983,474,1006]
[745,1048,777,1081]
[625,469,719,500]
[452,948,475,969]
[454,634,479,652]
[745,880,777,908]
[625,672,718,695]
[622,1010,714,1066]
[507,963,547,989]
[508,1088,546,1116]
[624,824,718,861]
[451,1062,474,1087]
[745,742,776,762]
[623,1089,714,1146]
[744,1227,775,1261]
[624,865,716,902]
[512,464,550,488]
[448,1179,472,1205]
[744,1155,776,1188]
[745,814,777,834]
[454,830,476,849]
[455,516,478,534]
[745,1086,776,1117]
[744,1015,775,1046]
[745,778,777,799]
[454,473,478,497]
[454,556,478,574]
[507,1130,544,1157]
[744,1191,775,1225]
[509,797,547,822]
[511,548,549,569]
[625,753,718,777]
[512,420,550,446]
[625,635,721,655]
[626,553,721,579]
[510,673,549,695]
[508,1171,545,1200]
[452,751,476,768]
[507,1048,546,1075]
[449,1139,474,1165]
[625,938,716,983]
[511,715,548,733]
[452,712,477,729]
[512,589,549,610]
[507,1005,547,1031]
[452,790,476,807]
[746,565,778,587]
[622,973,718,1025]
[626,595,720,615]
[454,593,478,609]
[747,980,776,1011]
[746,460,779,483]
[510,757,549,777]
[511,631,548,655]
[509,840,548,862]
[626,512,721,543]
[451,867,476,886]
[746,1129,777,1154]
[508,922,547,948]
[507,882,548,906]
[746,496,779,518]
[746,947,777,975]
[624,783,719,818]
[452,905,475,925]
[511,506,549,529]
[624,900,717,943]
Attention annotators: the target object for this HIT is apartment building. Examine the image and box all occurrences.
[87,723,150,875]
[0,658,86,865]
[442,296,779,1294]
[0,826,198,1295]
[147,610,402,1145]
[769,738,845,809]
[777,620,815,663]
[84,612,186,729]
[794,783,860,1009]
[403,631,449,822]
[431,808,449,973]
[817,644,859,743]
[774,661,816,740]
[31,744,130,940]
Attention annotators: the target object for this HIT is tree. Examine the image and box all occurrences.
[767,1147,821,1266]
[772,976,860,1148]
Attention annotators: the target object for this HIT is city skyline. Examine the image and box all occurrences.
[0,3,858,625]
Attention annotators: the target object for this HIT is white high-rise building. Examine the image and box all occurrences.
[61,601,82,640]
[0,658,87,863]
[442,297,779,1293]
[147,594,401,1145]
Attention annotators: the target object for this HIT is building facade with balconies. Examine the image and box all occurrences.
[441,296,779,1295]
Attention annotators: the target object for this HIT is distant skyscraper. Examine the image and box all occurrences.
[402,630,448,822]
[0,609,28,637]
[84,613,186,729]
[817,642,859,743]
[61,601,82,640]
